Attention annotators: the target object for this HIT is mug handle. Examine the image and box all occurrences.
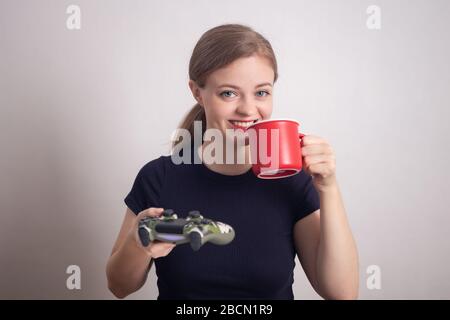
[299,133,305,148]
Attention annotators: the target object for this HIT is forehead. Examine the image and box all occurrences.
[206,55,274,88]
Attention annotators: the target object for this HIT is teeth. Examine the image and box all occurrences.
[230,120,256,127]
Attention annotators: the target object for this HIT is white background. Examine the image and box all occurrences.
[1,0,449,299]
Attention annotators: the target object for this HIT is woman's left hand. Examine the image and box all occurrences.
[301,135,337,192]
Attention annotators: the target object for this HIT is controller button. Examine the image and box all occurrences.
[138,227,150,247]
[189,231,202,251]
[188,210,202,218]
[162,209,175,217]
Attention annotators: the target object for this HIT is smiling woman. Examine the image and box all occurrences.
[173,24,278,155]
[106,23,357,300]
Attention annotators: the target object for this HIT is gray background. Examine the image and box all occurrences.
[1,0,449,299]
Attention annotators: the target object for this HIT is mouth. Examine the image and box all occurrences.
[228,119,259,130]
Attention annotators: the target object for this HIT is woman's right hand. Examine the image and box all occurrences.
[128,207,176,259]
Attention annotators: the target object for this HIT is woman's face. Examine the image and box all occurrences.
[189,54,274,146]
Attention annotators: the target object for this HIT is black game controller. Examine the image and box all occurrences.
[138,209,235,251]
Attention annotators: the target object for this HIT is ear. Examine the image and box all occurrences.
[188,80,204,107]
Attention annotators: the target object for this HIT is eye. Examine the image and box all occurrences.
[220,90,237,98]
[256,90,270,97]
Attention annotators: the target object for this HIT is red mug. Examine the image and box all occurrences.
[245,119,305,179]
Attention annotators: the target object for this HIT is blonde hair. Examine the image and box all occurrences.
[170,23,278,151]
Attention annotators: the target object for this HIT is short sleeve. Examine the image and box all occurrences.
[124,156,166,215]
[291,170,321,222]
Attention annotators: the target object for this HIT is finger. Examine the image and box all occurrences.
[304,154,334,168]
[136,207,164,220]
[161,242,177,249]
[151,239,176,248]
[150,243,176,258]
[302,143,334,156]
[301,135,327,146]
[308,162,336,178]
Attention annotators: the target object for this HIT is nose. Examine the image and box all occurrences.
[235,96,259,117]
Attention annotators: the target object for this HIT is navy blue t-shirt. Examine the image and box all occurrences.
[124,144,320,300]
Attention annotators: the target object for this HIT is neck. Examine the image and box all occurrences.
[197,141,252,176]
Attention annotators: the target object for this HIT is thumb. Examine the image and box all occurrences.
[136,207,164,220]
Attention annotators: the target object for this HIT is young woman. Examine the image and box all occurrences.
[106,24,359,300]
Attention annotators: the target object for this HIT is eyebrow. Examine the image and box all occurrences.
[217,82,273,89]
